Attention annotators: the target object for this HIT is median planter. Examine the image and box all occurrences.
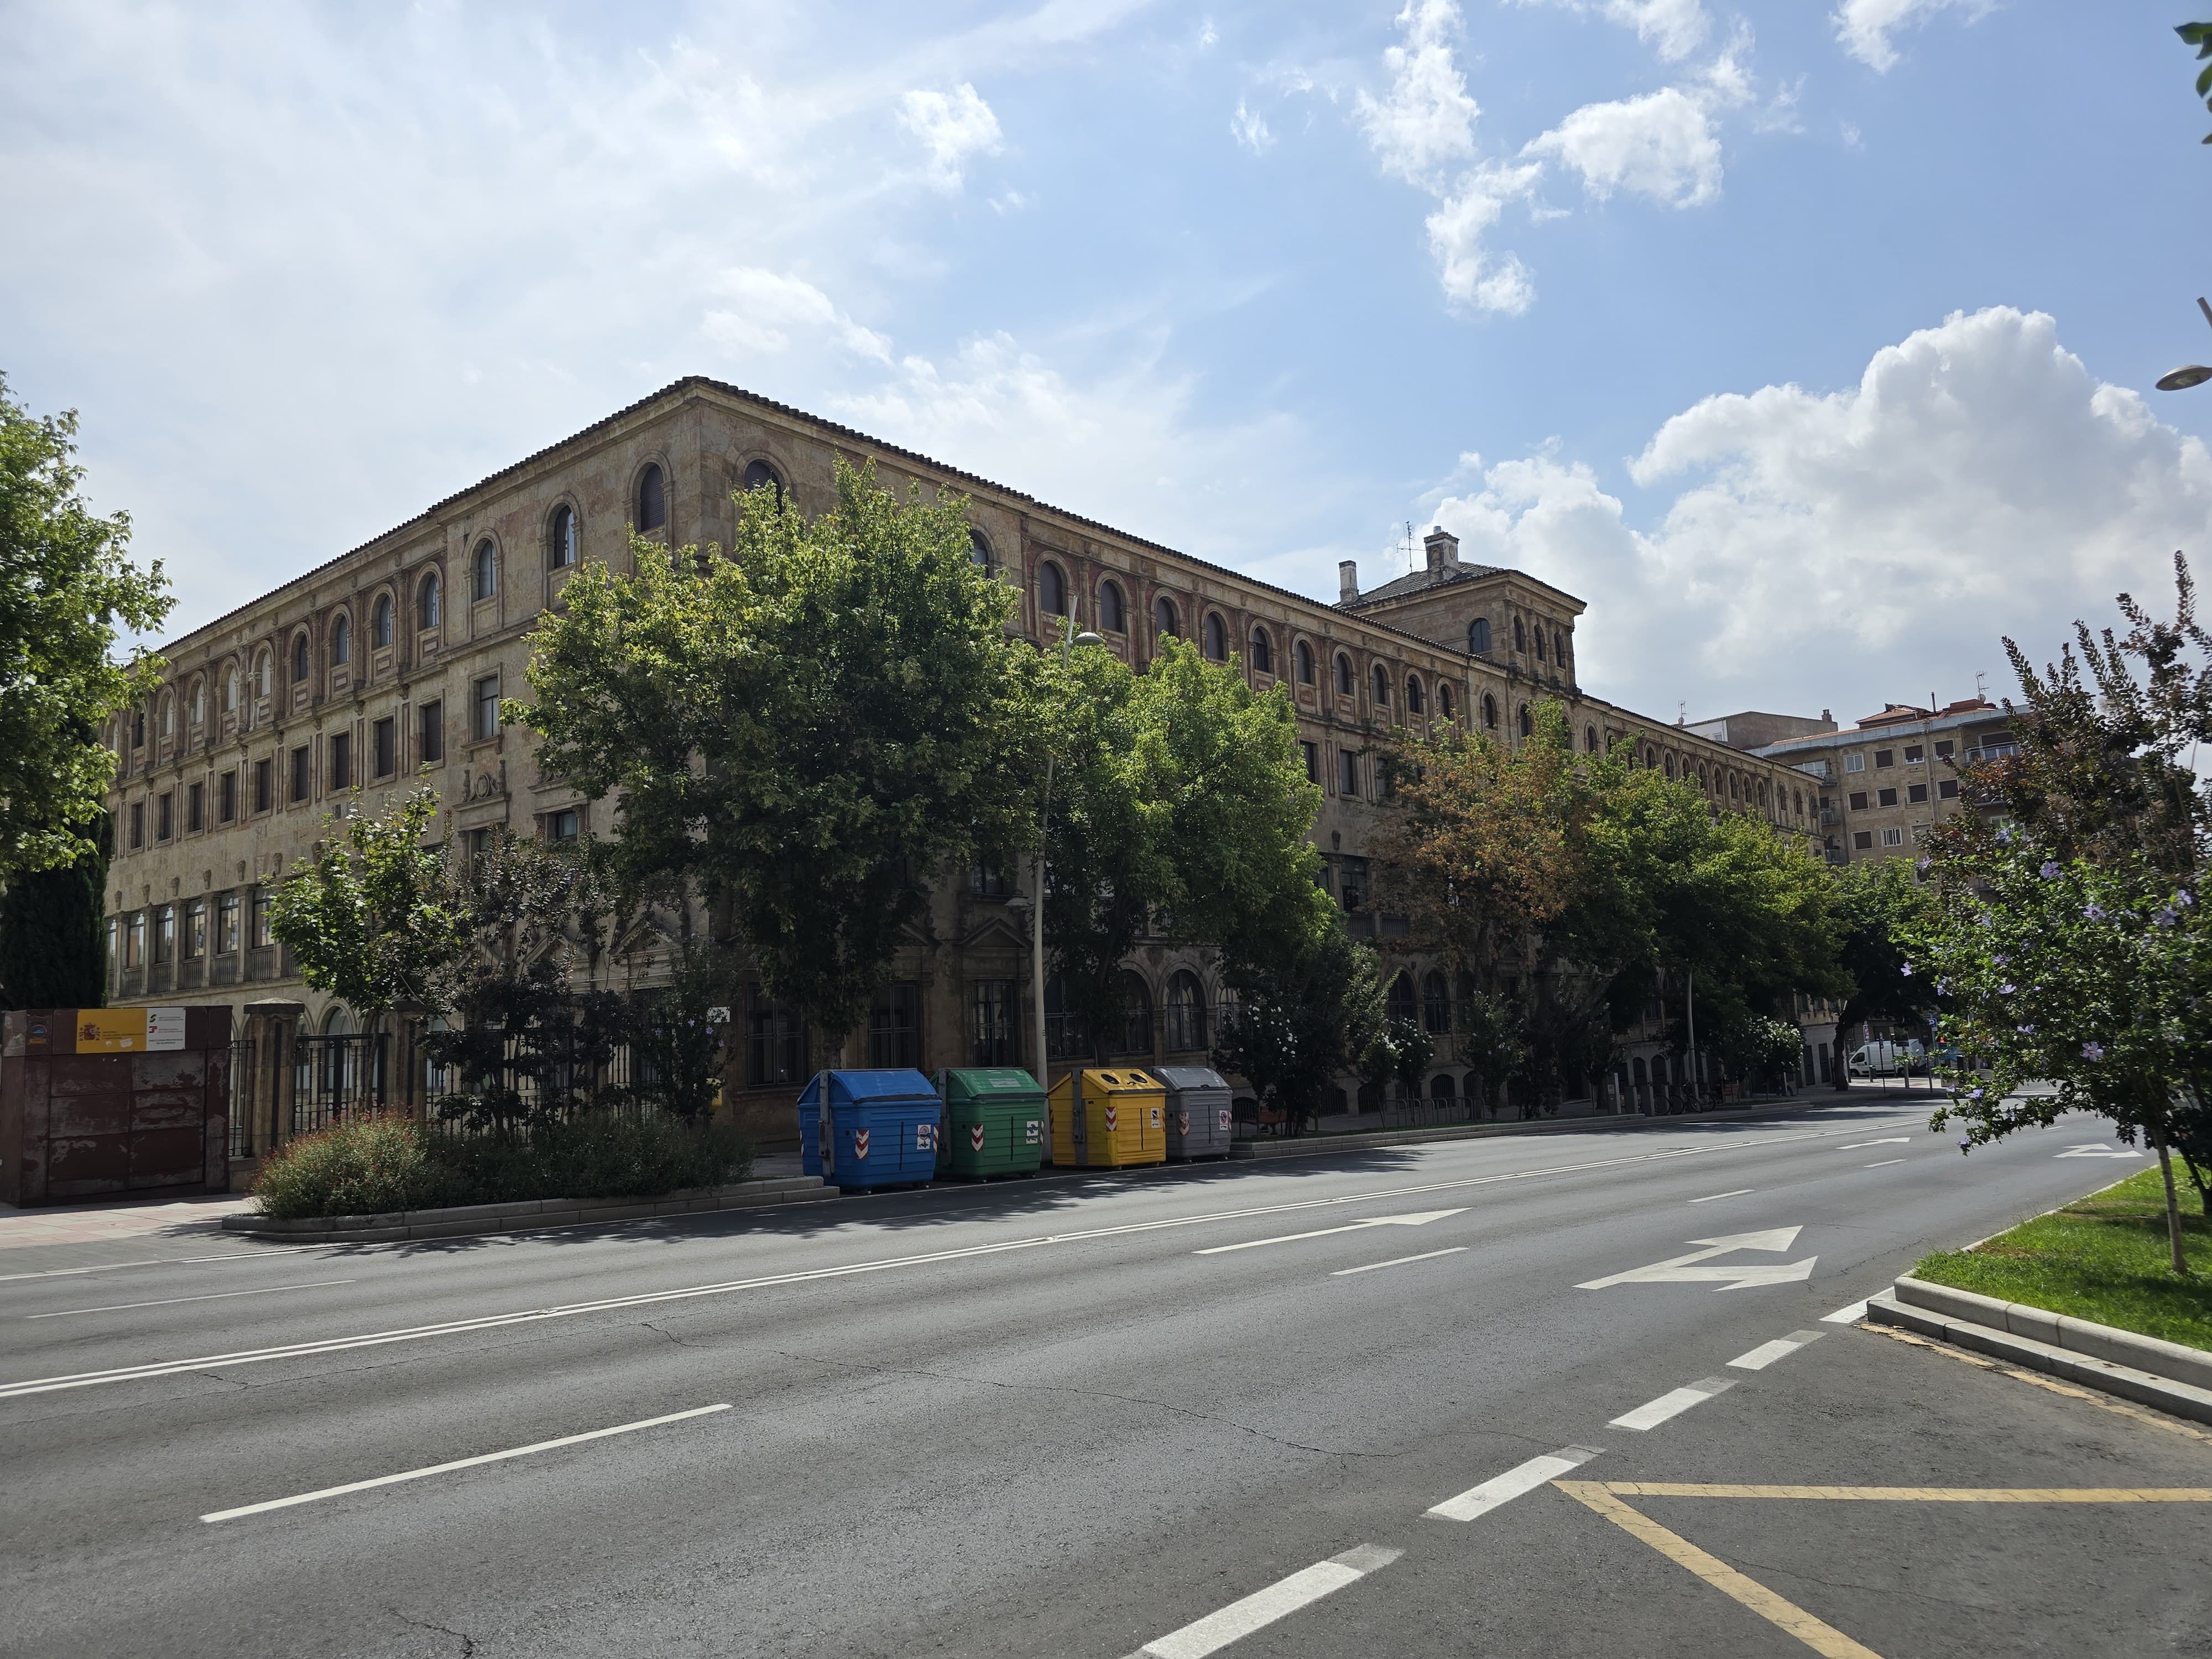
[219,1175,829,1244]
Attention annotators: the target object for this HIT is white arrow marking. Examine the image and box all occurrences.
[2056,1145,2144,1159]
[1194,1209,1468,1255]
[1837,1138,1910,1150]
[1577,1227,1817,1292]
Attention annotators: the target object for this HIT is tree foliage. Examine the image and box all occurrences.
[0,822,108,1010]
[2181,23,2212,143]
[0,376,171,879]
[1829,857,1938,1059]
[518,460,1037,1041]
[1212,924,1384,1134]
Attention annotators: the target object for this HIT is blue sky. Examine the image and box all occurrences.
[4,0,2209,727]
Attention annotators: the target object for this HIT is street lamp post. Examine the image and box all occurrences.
[2155,297,2212,391]
[1030,608,1106,1105]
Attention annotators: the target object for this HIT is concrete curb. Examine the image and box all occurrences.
[218,1176,828,1245]
[1869,1275,2212,1426]
[1226,1094,1858,1161]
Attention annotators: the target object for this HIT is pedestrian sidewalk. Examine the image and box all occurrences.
[0,1191,264,1276]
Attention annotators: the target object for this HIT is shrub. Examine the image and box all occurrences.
[252,1111,458,1219]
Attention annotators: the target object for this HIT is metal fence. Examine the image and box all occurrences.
[291,1032,390,1136]
[226,1037,257,1160]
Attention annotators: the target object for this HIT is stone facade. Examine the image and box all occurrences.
[101,377,1838,1152]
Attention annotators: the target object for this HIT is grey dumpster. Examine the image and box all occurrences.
[1157,1066,1234,1160]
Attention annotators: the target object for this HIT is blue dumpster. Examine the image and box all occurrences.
[797,1070,943,1191]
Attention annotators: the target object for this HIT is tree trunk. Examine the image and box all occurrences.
[2156,1133,2190,1277]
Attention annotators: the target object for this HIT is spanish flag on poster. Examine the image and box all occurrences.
[73,1008,186,1053]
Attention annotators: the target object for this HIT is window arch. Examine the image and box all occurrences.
[253,650,271,698]
[1554,629,1567,665]
[189,678,205,726]
[636,462,667,532]
[131,708,145,748]
[1518,703,1533,738]
[1663,754,1676,779]
[418,570,441,629]
[473,538,497,601]
[548,504,578,570]
[221,666,237,714]
[1438,682,1455,721]
[1154,594,1179,639]
[1372,665,1391,705]
[1116,972,1154,1057]
[330,613,351,667]
[1468,617,1491,656]
[1334,653,1354,696]
[1422,970,1452,1035]
[1405,674,1425,715]
[158,692,173,739]
[1039,561,1067,618]
[969,528,994,573]
[1533,629,1546,663]
[1202,612,1227,661]
[1295,639,1315,685]
[1430,1072,1456,1103]
[1512,616,1526,653]
[371,595,393,649]
[1386,972,1417,1027]
[1483,693,1499,729]
[291,633,310,684]
[1164,971,1207,1051]
[1698,766,1709,790]
[1098,579,1126,634]
[739,460,784,506]
[1249,627,1273,674]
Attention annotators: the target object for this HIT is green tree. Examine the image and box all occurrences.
[0,817,108,1010]
[1213,923,1384,1135]
[2180,23,2212,143]
[518,460,1037,1045]
[1828,858,1937,1086]
[624,937,734,1124]
[269,791,465,1020]
[0,376,171,879]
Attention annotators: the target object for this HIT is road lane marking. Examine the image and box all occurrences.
[1820,1298,1870,1324]
[1688,1189,1754,1203]
[1610,1376,1735,1431]
[1427,1444,1601,1521]
[2056,1144,2144,1159]
[1728,1330,1824,1371]
[1578,1228,1816,1292]
[200,1404,731,1522]
[1554,1481,1882,1658]
[1595,1482,2212,1502]
[0,1245,334,1284]
[1127,1544,1401,1659]
[1332,1247,1468,1277]
[26,1280,356,1319]
[0,1123,1956,1399]
[1196,1209,1466,1255]
[1837,1139,1910,1151]
[1864,1159,1906,1169]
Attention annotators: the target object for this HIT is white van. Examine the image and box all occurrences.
[1848,1039,1926,1078]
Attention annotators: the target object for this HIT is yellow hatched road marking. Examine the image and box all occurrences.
[1598,1482,2212,1503]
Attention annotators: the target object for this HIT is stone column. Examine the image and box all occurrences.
[242,998,303,1158]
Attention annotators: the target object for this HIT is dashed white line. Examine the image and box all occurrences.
[1821,1298,1871,1324]
[1128,1545,1402,1659]
[1864,1159,1907,1169]
[26,1280,355,1319]
[200,1404,731,1522]
[0,1245,334,1283]
[1688,1189,1754,1204]
[1427,1445,1602,1521]
[1331,1248,1467,1277]
[1728,1329,1825,1371]
[1610,1376,1736,1431]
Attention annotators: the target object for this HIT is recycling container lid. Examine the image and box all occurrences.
[1154,1066,1228,1091]
[800,1068,940,1109]
[940,1067,1045,1102]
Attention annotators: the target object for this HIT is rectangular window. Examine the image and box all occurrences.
[546,807,580,843]
[1843,753,1865,773]
[1877,787,1898,807]
[969,979,1019,1067]
[289,745,310,805]
[1853,830,1874,851]
[218,894,240,953]
[220,770,238,823]
[187,781,204,833]
[1910,824,1931,843]
[1938,778,1960,800]
[419,699,444,765]
[253,758,273,814]
[1881,826,1905,847]
[868,981,921,1070]
[1903,744,1924,764]
[153,905,174,964]
[185,899,206,959]
[1848,791,1869,811]
[1301,740,1319,783]
[1338,750,1358,797]
[472,675,501,742]
[373,717,395,778]
[124,912,144,967]
[969,863,1007,898]
[330,731,352,790]
[156,792,173,841]
[1338,855,1368,912]
[745,990,806,1086]
[129,801,144,850]
[468,827,493,864]
[1934,739,1955,760]
[1874,749,1895,768]
[1907,782,1928,804]
[251,889,274,948]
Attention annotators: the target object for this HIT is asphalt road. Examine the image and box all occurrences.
[3,1095,2206,1659]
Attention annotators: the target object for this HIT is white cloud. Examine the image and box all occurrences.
[702,269,891,363]
[1833,0,1989,74]
[1427,163,1542,313]
[1199,18,1218,49]
[1516,0,1711,64]
[1232,99,1274,155]
[1356,0,1480,188]
[1525,86,1721,207]
[1420,308,2212,720]
[898,84,1003,190]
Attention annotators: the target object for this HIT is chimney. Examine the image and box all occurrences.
[1339,560,1359,603]
[1423,525,1459,571]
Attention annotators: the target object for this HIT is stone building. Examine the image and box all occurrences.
[100,377,1837,1161]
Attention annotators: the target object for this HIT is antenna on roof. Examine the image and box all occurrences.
[1402,520,1416,574]
[1974,670,1987,702]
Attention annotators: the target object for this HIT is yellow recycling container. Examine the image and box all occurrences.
[1048,1067,1168,1168]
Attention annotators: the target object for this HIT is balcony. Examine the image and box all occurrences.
[246,945,275,983]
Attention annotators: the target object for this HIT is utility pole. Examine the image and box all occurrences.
[1686,968,1698,1108]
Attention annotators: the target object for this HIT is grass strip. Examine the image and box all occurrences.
[1914,1167,2212,1353]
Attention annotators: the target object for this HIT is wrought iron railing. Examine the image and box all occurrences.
[227,1037,258,1159]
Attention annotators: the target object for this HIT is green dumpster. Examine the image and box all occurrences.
[936,1068,1047,1179]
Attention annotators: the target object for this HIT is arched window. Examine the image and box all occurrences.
[1698,768,1709,790]
[1250,628,1273,674]
[157,693,173,739]
[1483,693,1498,729]
[1518,703,1533,738]
[1116,972,1154,1057]
[331,613,351,666]
[1643,745,1655,769]
[254,650,270,697]
[1334,653,1354,696]
[1512,617,1526,653]
[1554,629,1567,665]
[1099,580,1126,634]
[969,528,994,572]
[1202,613,1228,661]
[1430,1072,1456,1103]
[549,504,578,569]
[1586,724,1598,753]
[1154,595,1179,639]
[739,460,784,506]
[132,709,145,748]
[637,463,667,532]
[1039,561,1067,618]
[221,667,237,714]
[473,539,497,601]
[1386,972,1417,1027]
[189,680,205,725]
[1533,629,1546,663]
[1295,639,1315,685]
[1793,789,1803,813]
[1406,675,1424,715]
[1664,754,1676,779]
[1468,617,1491,656]
[1372,664,1390,706]
[291,634,309,683]
[1438,682,1455,720]
[1422,971,1452,1035]
[371,595,393,649]
[1164,971,1207,1051]
[418,571,441,629]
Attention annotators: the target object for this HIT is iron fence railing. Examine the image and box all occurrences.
[291,1032,390,1136]
[226,1037,257,1160]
